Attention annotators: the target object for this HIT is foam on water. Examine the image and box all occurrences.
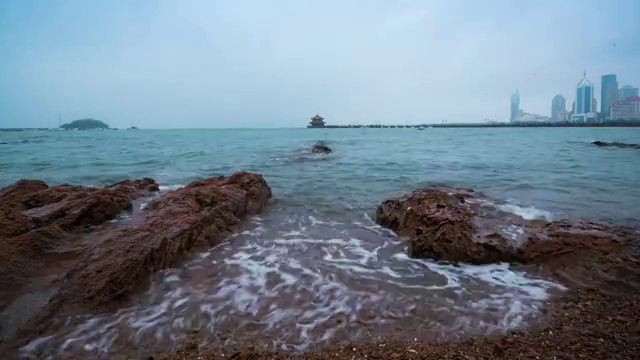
[158,184,186,191]
[22,209,565,358]
[497,203,553,220]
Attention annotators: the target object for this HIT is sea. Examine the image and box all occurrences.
[1,127,640,357]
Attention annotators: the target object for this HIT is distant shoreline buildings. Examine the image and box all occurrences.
[510,72,639,124]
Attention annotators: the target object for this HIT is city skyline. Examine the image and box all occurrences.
[512,70,638,122]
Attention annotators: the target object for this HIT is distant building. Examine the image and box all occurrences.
[610,96,640,120]
[513,110,549,123]
[510,89,520,122]
[592,98,597,113]
[619,85,639,100]
[551,94,566,121]
[557,109,570,121]
[571,71,597,122]
[307,114,326,128]
[600,74,618,118]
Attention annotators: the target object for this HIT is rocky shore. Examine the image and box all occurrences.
[159,187,640,359]
[0,172,272,355]
[1,179,638,359]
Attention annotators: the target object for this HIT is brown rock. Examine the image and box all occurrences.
[0,179,49,206]
[376,188,518,264]
[0,177,159,313]
[46,171,271,312]
[375,187,638,270]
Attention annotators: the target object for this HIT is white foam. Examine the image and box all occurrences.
[497,203,552,220]
[21,210,565,357]
[158,184,185,191]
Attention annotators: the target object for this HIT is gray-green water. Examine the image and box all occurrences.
[2,127,640,357]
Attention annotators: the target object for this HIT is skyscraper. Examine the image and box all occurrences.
[510,89,520,122]
[575,71,594,114]
[551,95,566,121]
[600,74,618,118]
[571,71,597,122]
[619,85,639,100]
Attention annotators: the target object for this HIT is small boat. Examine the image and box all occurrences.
[416,126,425,130]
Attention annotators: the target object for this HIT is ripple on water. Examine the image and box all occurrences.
[21,208,565,358]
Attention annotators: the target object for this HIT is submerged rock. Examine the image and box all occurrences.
[0,178,158,314]
[592,140,640,149]
[312,142,332,154]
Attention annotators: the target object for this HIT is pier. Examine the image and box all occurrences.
[306,120,640,129]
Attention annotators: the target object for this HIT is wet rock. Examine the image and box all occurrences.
[376,187,637,267]
[312,142,332,154]
[46,171,271,311]
[0,177,159,312]
[376,188,518,264]
[0,179,49,205]
[109,177,159,193]
[592,140,640,149]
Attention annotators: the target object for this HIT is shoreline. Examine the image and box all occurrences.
[158,283,638,359]
[157,189,640,359]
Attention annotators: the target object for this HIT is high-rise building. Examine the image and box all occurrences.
[619,85,639,100]
[571,71,597,122]
[600,74,618,118]
[575,71,593,114]
[510,89,520,122]
[551,94,566,122]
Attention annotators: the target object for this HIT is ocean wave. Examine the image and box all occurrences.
[496,203,553,220]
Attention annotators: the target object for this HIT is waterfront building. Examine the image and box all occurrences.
[510,89,520,122]
[600,74,618,118]
[551,94,566,122]
[571,71,597,122]
[511,107,549,123]
[619,85,639,100]
[307,114,326,128]
[610,96,640,120]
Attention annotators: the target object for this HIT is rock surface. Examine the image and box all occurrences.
[0,177,158,312]
[51,171,271,312]
[375,187,636,270]
[375,188,520,263]
[1,172,271,352]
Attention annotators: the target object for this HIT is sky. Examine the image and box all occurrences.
[0,0,639,128]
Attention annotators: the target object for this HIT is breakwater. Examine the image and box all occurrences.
[309,121,640,129]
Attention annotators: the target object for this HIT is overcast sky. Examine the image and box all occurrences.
[1,0,639,128]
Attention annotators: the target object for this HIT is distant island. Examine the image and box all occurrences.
[60,118,109,130]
